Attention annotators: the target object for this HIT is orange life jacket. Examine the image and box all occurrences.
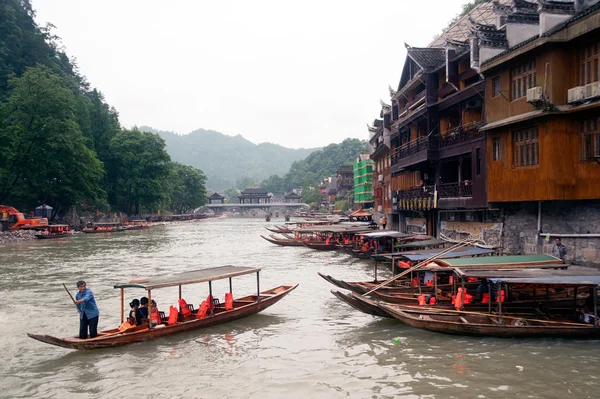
[118,320,136,332]
[429,297,437,305]
[151,308,161,324]
[179,298,191,317]
[196,301,209,319]
[426,280,434,287]
[411,277,419,287]
[418,295,427,306]
[455,288,464,310]
[167,305,178,325]
[398,261,411,269]
[496,290,505,303]
[481,293,490,303]
[225,293,233,311]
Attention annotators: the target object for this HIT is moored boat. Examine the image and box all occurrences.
[28,266,298,350]
[261,235,305,247]
[35,224,73,239]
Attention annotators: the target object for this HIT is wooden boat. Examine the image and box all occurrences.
[83,222,126,234]
[265,226,291,234]
[378,272,600,338]
[331,290,393,318]
[28,266,298,350]
[379,305,600,338]
[261,235,304,247]
[35,224,73,239]
[303,241,338,250]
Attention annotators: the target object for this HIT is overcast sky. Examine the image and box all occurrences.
[33,0,467,149]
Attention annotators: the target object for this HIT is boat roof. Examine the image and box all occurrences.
[47,224,69,228]
[348,210,372,217]
[93,222,121,225]
[113,266,261,290]
[381,247,495,261]
[455,268,600,286]
[395,238,448,249]
[360,231,414,239]
[294,225,372,234]
[435,254,563,268]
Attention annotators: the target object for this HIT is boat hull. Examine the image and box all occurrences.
[28,284,298,350]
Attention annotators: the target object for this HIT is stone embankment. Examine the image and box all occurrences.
[0,229,37,244]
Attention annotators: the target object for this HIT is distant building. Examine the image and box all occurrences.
[238,188,271,204]
[336,164,354,204]
[284,192,302,203]
[354,154,374,209]
[208,192,225,204]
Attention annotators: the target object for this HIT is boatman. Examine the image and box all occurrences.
[74,280,99,339]
[552,238,567,264]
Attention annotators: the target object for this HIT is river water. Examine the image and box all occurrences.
[0,217,599,399]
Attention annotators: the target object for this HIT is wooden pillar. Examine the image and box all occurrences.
[120,288,124,323]
[147,290,152,329]
[256,271,261,302]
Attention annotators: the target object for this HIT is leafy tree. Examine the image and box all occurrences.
[300,186,322,209]
[334,200,349,212]
[0,65,105,216]
[235,176,258,190]
[168,162,207,214]
[260,174,286,195]
[223,186,239,204]
[109,129,171,214]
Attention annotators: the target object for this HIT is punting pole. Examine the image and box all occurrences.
[257,271,261,302]
[209,281,213,315]
[148,290,153,329]
[433,271,438,301]
[179,285,182,301]
[488,283,491,314]
[374,259,378,282]
[229,277,232,293]
[120,288,124,323]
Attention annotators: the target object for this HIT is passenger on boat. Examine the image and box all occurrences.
[136,297,149,325]
[128,299,140,323]
[150,300,161,326]
[74,280,99,339]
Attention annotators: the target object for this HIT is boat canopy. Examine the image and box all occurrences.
[382,247,495,262]
[93,222,122,226]
[294,226,372,234]
[455,268,600,287]
[360,231,414,239]
[395,238,447,249]
[348,210,371,217]
[435,254,563,268]
[114,266,261,290]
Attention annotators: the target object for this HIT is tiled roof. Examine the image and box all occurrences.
[284,192,301,198]
[240,188,268,195]
[407,47,446,71]
[208,192,225,199]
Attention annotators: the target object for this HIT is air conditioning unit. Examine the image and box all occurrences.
[568,86,585,104]
[378,174,384,182]
[526,87,543,103]
[584,82,600,100]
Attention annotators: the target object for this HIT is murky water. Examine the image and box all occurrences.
[1,217,599,399]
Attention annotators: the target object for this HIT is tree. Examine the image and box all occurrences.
[168,162,207,214]
[235,176,257,190]
[260,174,285,195]
[223,186,239,204]
[109,129,171,214]
[300,186,322,209]
[0,65,105,216]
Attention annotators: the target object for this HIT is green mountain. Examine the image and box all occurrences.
[140,126,318,191]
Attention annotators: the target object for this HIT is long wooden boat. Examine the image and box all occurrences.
[35,224,73,239]
[379,304,600,338]
[265,226,291,234]
[28,266,298,350]
[261,235,304,247]
[331,290,393,318]
[303,241,338,250]
[35,232,73,239]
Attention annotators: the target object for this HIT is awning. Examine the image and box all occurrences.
[114,266,261,290]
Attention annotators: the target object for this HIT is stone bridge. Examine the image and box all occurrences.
[196,203,310,214]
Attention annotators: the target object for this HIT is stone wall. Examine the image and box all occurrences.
[499,200,600,267]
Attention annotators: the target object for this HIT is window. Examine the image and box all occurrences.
[580,43,600,85]
[511,61,536,100]
[492,77,501,97]
[513,127,539,168]
[492,136,501,161]
[476,148,481,175]
[580,117,600,162]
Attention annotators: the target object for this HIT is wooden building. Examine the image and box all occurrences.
[382,3,494,236]
[237,188,271,204]
[335,164,354,204]
[284,192,302,203]
[208,192,225,204]
[369,117,392,222]
[469,0,600,265]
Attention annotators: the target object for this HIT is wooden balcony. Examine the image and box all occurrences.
[435,122,484,159]
[391,136,437,172]
[437,182,473,198]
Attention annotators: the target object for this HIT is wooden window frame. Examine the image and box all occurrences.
[492,76,501,97]
[512,127,539,168]
[492,136,501,161]
[580,117,600,162]
[580,42,600,86]
[511,61,536,100]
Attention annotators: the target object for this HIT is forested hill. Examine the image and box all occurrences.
[139,126,317,191]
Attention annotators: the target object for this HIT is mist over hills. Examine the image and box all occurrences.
[139,126,318,191]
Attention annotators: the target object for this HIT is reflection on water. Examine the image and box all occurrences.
[1,218,600,398]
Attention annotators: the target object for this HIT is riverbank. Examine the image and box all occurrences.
[0,229,37,244]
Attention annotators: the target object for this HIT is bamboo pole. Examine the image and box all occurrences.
[362,239,475,296]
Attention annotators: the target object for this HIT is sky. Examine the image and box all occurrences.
[32,0,468,149]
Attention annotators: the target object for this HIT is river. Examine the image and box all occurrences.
[0,217,599,399]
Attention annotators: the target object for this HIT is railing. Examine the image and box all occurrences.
[435,122,484,149]
[437,182,473,198]
[391,136,431,165]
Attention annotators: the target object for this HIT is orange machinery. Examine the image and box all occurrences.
[0,205,49,230]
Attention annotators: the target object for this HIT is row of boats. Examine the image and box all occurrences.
[264,220,600,338]
[35,221,151,239]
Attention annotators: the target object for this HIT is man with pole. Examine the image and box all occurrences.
[70,280,100,339]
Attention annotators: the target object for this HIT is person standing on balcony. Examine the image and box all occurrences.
[380,215,387,230]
